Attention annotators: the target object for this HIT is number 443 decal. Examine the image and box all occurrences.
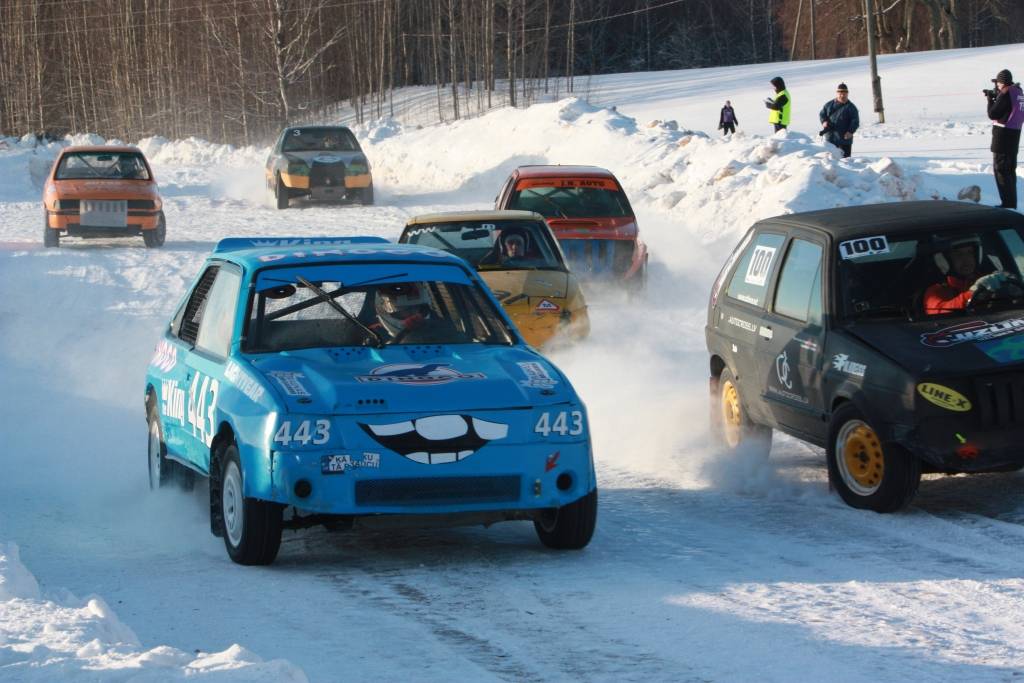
[274,420,330,447]
[534,410,584,437]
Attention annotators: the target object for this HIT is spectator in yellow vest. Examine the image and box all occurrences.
[765,76,791,132]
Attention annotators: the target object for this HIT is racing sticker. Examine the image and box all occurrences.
[831,353,866,378]
[161,380,186,426]
[360,415,507,464]
[224,360,265,403]
[545,451,560,472]
[775,350,793,389]
[356,363,486,386]
[518,361,559,388]
[744,245,777,287]
[535,299,561,313]
[150,339,177,373]
[726,316,757,333]
[268,371,311,397]
[838,235,890,260]
[976,333,1024,363]
[920,318,1024,348]
[321,452,380,475]
[917,383,972,412]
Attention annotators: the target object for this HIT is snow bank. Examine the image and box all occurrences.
[0,543,307,681]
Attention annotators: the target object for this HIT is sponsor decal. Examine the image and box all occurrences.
[517,178,617,190]
[518,361,559,389]
[356,363,486,386]
[224,361,265,403]
[545,451,560,472]
[268,371,311,397]
[831,353,866,378]
[256,246,451,262]
[535,299,561,312]
[758,325,773,340]
[736,293,760,306]
[186,373,220,448]
[744,245,777,287]
[360,415,507,464]
[313,154,342,164]
[797,337,819,353]
[917,383,972,412]
[775,350,793,390]
[839,235,890,260]
[321,452,381,475]
[150,339,177,373]
[727,316,757,333]
[766,385,809,404]
[920,318,1024,348]
[161,380,185,426]
[977,333,1024,363]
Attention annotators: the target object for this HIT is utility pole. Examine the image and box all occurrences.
[809,0,816,60]
[864,0,885,123]
[790,0,804,61]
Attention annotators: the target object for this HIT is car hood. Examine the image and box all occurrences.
[283,150,364,165]
[546,216,638,241]
[52,179,158,198]
[845,311,1024,375]
[479,269,569,299]
[248,345,571,414]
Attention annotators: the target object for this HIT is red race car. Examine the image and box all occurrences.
[494,165,647,289]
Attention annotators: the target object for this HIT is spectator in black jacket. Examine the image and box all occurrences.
[819,83,859,158]
[987,69,1024,209]
[718,101,738,135]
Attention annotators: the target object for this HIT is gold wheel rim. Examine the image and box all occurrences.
[721,378,742,448]
[837,421,885,496]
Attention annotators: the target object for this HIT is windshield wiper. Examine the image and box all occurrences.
[296,276,384,348]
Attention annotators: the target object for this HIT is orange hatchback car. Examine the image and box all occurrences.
[43,145,165,248]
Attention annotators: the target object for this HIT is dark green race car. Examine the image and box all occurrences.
[264,126,374,209]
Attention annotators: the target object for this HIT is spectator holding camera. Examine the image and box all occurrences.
[986,69,1024,209]
[819,83,860,158]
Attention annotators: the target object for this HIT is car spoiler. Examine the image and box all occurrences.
[214,236,389,254]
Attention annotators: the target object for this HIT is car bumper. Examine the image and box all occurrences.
[892,419,1024,472]
[263,440,595,515]
[47,210,161,232]
[279,172,372,192]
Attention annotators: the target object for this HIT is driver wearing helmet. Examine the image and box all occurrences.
[116,155,140,179]
[371,282,433,338]
[479,229,528,266]
[924,236,1019,314]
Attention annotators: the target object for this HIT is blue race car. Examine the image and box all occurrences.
[144,236,597,565]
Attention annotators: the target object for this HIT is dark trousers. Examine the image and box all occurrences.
[994,152,1018,208]
[773,123,787,132]
[722,123,735,135]
[837,143,852,158]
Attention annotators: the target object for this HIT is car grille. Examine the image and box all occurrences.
[973,373,1024,428]
[310,160,346,188]
[355,476,521,506]
[559,239,634,276]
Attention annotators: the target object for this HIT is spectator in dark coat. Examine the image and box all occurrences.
[819,83,860,158]
[987,68,1024,209]
[718,101,738,135]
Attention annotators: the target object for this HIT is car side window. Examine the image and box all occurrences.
[195,268,242,358]
[177,266,220,347]
[725,232,786,307]
[774,239,824,322]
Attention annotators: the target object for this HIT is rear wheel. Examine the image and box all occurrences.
[827,402,921,512]
[146,398,193,491]
[711,367,772,457]
[275,175,289,210]
[43,216,60,248]
[218,444,283,565]
[534,488,597,549]
[143,212,166,248]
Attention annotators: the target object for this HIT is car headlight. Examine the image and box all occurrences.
[346,156,369,175]
[286,160,309,176]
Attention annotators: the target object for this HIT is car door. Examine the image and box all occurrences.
[712,230,787,427]
[754,233,827,440]
[178,264,243,473]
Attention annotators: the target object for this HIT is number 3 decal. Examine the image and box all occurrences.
[535,410,584,437]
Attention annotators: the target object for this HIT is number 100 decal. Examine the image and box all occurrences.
[839,235,890,260]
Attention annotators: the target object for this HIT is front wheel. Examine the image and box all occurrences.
[218,444,283,565]
[143,212,166,248]
[359,184,374,205]
[534,488,597,549]
[43,215,60,248]
[826,402,921,512]
[711,367,772,457]
[275,176,290,210]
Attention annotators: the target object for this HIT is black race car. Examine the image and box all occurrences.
[707,201,1024,512]
[264,126,374,209]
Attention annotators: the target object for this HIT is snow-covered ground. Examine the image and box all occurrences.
[2,44,1024,681]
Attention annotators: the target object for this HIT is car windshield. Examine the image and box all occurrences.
[403,220,564,271]
[55,152,150,180]
[837,226,1024,321]
[282,128,359,153]
[245,268,514,352]
[508,178,632,218]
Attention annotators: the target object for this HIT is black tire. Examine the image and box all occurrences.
[217,443,283,565]
[534,488,597,550]
[146,396,194,491]
[711,367,772,457]
[826,402,921,512]
[143,212,166,248]
[360,184,374,205]
[43,216,60,248]
[275,175,289,210]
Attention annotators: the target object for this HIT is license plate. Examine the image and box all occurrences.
[80,200,127,227]
[321,454,349,474]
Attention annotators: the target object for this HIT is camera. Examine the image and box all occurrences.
[983,87,998,98]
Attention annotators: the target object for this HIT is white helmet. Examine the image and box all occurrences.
[375,283,429,335]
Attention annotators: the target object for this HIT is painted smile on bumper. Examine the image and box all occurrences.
[359,415,508,464]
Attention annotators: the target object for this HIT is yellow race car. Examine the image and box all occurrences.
[399,211,589,348]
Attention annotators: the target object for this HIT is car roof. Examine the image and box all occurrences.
[61,145,144,155]
[514,165,617,179]
[405,210,545,226]
[211,236,465,270]
[758,200,1024,239]
[283,125,354,132]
